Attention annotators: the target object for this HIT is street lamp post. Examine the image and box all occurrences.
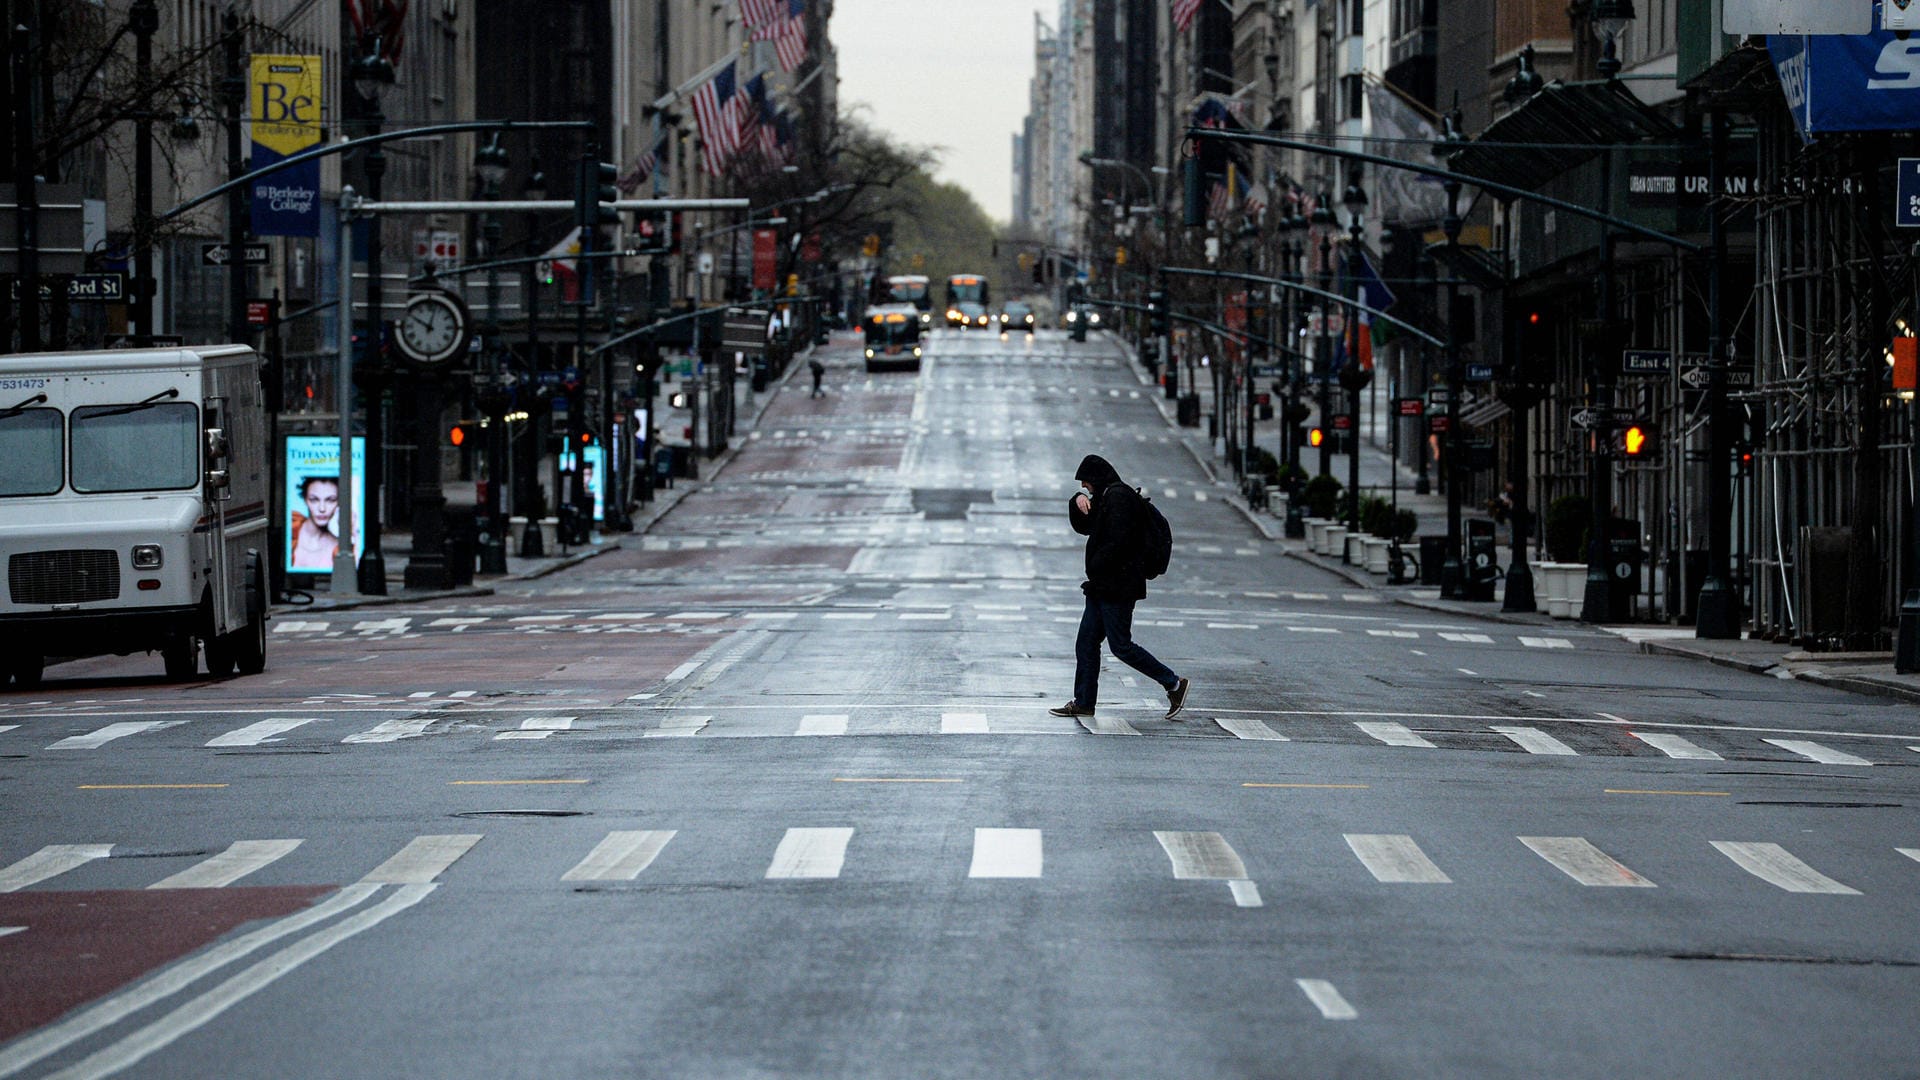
[128,0,158,348]
[1340,176,1371,547]
[350,37,395,595]
[1581,0,1635,623]
[1438,176,1467,600]
[475,134,511,575]
[1313,194,1336,479]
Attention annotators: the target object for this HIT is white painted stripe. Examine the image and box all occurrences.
[969,828,1043,878]
[561,831,677,881]
[1287,626,1340,634]
[977,613,1028,622]
[206,718,314,748]
[147,840,302,890]
[1763,739,1874,766]
[1631,732,1722,760]
[646,714,711,738]
[43,884,437,1080]
[1711,841,1860,894]
[341,717,438,744]
[1438,632,1494,643]
[1355,721,1434,748]
[766,828,853,879]
[1292,593,1328,600]
[589,613,656,621]
[0,845,113,892]
[795,714,848,736]
[662,661,703,682]
[898,611,951,621]
[271,620,328,632]
[493,731,550,741]
[407,692,436,699]
[1229,880,1263,907]
[941,712,989,734]
[822,612,877,620]
[1519,637,1574,649]
[1367,629,1418,638]
[427,617,485,627]
[742,612,797,621]
[1492,726,1578,756]
[520,716,575,731]
[1208,622,1259,630]
[1081,715,1142,735]
[510,615,567,623]
[1346,834,1452,884]
[0,884,383,1079]
[1154,831,1249,880]
[359,835,482,884]
[0,926,22,939]
[1520,836,1656,887]
[1898,847,1920,865]
[47,721,180,750]
[667,611,728,621]
[0,726,16,735]
[447,691,476,699]
[1216,717,1289,741]
[1295,979,1358,1020]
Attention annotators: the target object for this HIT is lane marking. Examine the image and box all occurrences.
[1355,721,1435,748]
[940,712,989,734]
[1287,626,1341,634]
[148,840,302,890]
[206,718,315,748]
[561,831,677,881]
[1229,880,1263,907]
[766,828,853,879]
[1216,717,1289,741]
[661,661,704,683]
[1457,668,1479,676]
[1438,632,1493,644]
[1295,979,1358,1020]
[341,717,439,744]
[76,785,227,791]
[1154,831,1249,880]
[1606,789,1730,796]
[1710,841,1860,895]
[0,884,383,1079]
[1492,726,1579,756]
[359,835,482,884]
[1346,834,1451,884]
[1630,731,1722,760]
[0,926,22,938]
[1520,836,1656,887]
[45,884,437,1080]
[969,828,1043,878]
[795,714,848,736]
[1367,629,1418,639]
[646,714,711,738]
[48,721,183,750]
[1520,637,1574,649]
[1897,848,1920,865]
[1763,738,1874,766]
[1081,715,1142,736]
[0,845,113,892]
[832,777,963,784]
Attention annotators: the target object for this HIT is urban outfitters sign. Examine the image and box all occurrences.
[250,54,322,237]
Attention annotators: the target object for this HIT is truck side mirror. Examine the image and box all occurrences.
[204,427,229,465]
[206,468,231,494]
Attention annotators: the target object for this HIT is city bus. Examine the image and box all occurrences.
[944,274,991,327]
[885,275,933,327]
[862,305,924,372]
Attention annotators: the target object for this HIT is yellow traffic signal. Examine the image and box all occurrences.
[1309,427,1325,448]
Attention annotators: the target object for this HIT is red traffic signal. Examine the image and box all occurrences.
[449,421,482,447]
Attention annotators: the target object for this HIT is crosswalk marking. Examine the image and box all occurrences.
[1155,831,1248,880]
[767,828,853,879]
[1438,632,1494,644]
[795,714,848,736]
[1081,714,1141,735]
[0,844,113,892]
[898,611,951,621]
[342,717,438,744]
[1287,626,1341,634]
[206,719,315,748]
[941,712,989,734]
[561,831,677,881]
[496,716,575,741]
[1367,630,1418,639]
[0,726,14,735]
[1631,732,1722,760]
[969,828,1043,878]
[148,840,302,890]
[1228,880,1263,907]
[48,721,181,750]
[1898,848,1920,866]
[1345,834,1451,884]
[1216,717,1288,741]
[1520,836,1656,887]
[1355,721,1434,748]
[1492,726,1578,756]
[1763,739,1873,766]
[359,835,482,884]
[647,714,711,738]
[662,661,703,682]
[1295,979,1358,1020]
[1711,841,1859,894]
[1519,637,1574,649]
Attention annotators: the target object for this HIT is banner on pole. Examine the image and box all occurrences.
[250,54,323,237]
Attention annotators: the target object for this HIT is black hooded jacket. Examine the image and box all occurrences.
[1068,454,1147,601]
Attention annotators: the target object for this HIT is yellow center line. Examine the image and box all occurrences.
[832,777,964,784]
[448,779,591,786]
[1242,783,1371,790]
[78,784,229,790]
[1605,788,1730,797]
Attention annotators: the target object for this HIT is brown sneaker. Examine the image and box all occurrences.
[1048,701,1095,717]
[1164,677,1190,720]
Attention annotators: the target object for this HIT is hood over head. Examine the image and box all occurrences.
[1075,454,1122,489]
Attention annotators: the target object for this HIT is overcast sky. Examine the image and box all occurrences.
[830,0,1051,224]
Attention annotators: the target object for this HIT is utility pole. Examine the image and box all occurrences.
[129,0,158,347]
[222,11,248,347]
[1696,108,1738,639]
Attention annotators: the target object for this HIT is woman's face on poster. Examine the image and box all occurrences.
[305,480,339,527]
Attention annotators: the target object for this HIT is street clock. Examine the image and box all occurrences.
[394,289,472,368]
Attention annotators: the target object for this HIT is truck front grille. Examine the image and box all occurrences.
[8,550,122,605]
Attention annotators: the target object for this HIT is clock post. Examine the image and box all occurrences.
[396,287,471,590]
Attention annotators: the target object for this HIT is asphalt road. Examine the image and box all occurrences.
[3,328,1917,1079]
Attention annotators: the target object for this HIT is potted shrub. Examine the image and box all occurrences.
[1304,475,1343,518]
[1544,495,1590,563]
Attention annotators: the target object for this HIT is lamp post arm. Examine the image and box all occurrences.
[1161,264,1446,349]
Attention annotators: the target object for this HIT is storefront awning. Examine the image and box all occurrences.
[1446,80,1680,193]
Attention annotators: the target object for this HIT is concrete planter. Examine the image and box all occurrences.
[1325,526,1348,560]
[1364,537,1391,574]
[1305,519,1328,553]
[1345,533,1368,566]
[1546,563,1582,619]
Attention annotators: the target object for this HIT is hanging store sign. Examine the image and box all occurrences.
[1768,23,1920,139]
[250,55,323,237]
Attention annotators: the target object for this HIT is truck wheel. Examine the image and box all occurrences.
[162,637,200,681]
[231,603,267,676]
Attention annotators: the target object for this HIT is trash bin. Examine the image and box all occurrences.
[1176,392,1201,427]
[444,504,477,587]
[1418,535,1449,586]
[558,502,591,547]
[1465,519,1499,601]
[653,448,675,490]
[1164,366,1179,399]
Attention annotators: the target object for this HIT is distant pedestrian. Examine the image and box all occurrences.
[1050,454,1190,720]
[809,357,826,398]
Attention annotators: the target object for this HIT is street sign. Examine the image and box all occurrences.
[721,308,770,354]
[1465,363,1494,382]
[200,242,270,266]
[536,371,565,387]
[1899,159,1920,228]
[1396,398,1426,417]
[9,272,125,303]
[246,299,274,326]
[1570,406,1634,430]
[1332,415,1353,431]
[1621,349,1672,375]
[1428,387,1477,409]
[1251,365,1282,378]
[1429,415,1451,434]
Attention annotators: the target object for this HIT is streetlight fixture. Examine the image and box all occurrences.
[1592,0,1636,79]
[1311,193,1336,480]
[1434,108,1469,600]
[475,133,510,575]
[350,34,396,594]
[1339,172,1371,548]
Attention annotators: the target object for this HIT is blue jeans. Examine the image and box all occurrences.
[1073,596,1178,710]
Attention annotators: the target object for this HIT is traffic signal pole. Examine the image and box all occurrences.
[1695,108,1738,639]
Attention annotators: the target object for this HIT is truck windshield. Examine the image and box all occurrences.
[0,408,64,496]
[70,402,200,493]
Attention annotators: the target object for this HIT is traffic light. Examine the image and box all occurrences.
[1148,290,1169,335]
[1614,421,1655,458]
[449,420,483,448]
[862,234,881,258]
[633,212,673,255]
[577,156,620,231]
[1518,307,1553,363]
[1309,427,1326,449]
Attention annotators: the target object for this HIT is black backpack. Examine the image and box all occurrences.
[1136,489,1172,579]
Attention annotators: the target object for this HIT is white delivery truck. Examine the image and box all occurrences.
[0,345,269,687]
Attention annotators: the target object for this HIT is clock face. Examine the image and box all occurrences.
[397,292,467,365]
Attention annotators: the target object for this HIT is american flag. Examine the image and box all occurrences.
[1173,0,1204,33]
[740,0,783,35]
[619,133,665,193]
[691,61,741,176]
[774,0,809,72]
[1243,181,1268,219]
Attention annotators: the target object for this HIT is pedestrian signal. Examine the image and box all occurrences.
[1309,427,1326,448]
[1614,423,1654,457]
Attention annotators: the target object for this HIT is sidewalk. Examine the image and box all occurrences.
[1109,332,1920,708]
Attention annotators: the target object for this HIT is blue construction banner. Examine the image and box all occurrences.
[250,54,322,237]
[1770,7,1920,138]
